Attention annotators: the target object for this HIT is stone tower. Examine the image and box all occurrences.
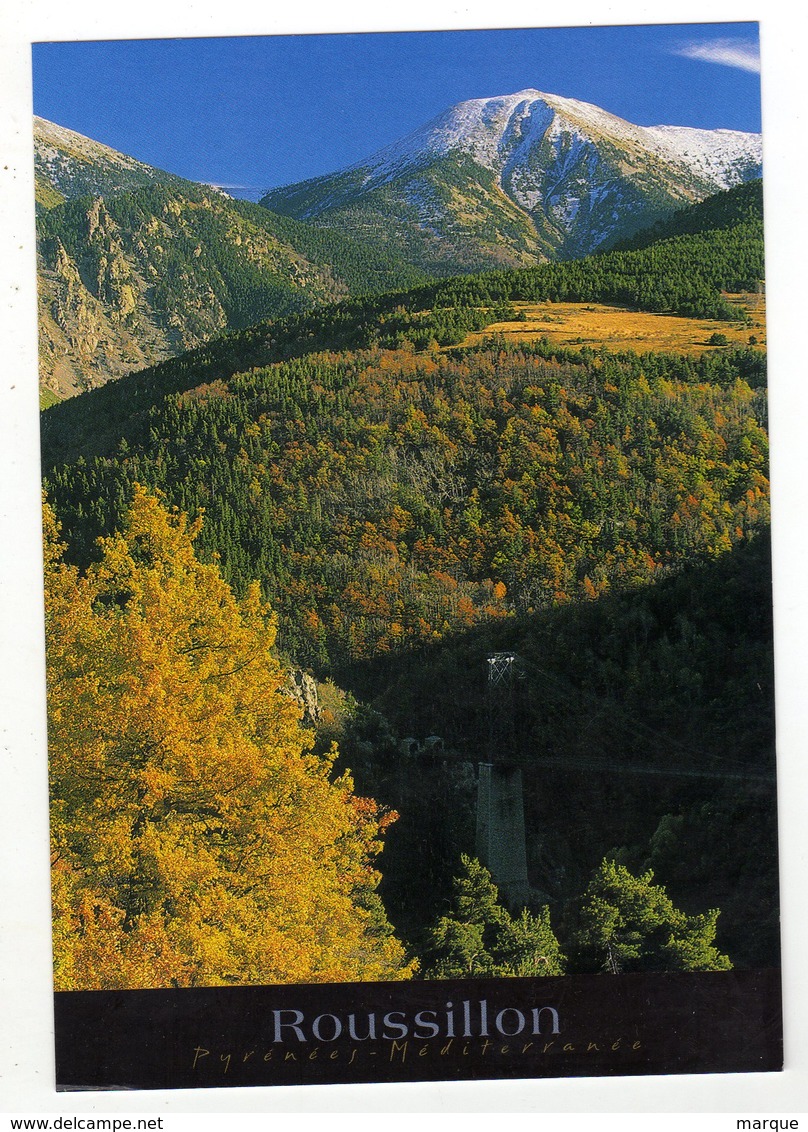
[475,652,530,907]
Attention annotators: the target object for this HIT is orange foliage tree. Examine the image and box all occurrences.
[45,487,414,990]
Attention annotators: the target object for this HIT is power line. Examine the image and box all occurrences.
[403,647,774,784]
[517,652,772,779]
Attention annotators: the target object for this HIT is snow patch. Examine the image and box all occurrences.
[643,125,762,189]
[352,88,761,204]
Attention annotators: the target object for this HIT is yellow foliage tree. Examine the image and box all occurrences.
[45,487,414,989]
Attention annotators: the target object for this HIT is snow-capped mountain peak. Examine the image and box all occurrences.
[356,89,761,194]
[264,87,762,274]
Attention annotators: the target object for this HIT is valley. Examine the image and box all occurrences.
[34,128,428,399]
[35,92,777,989]
[34,93,763,402]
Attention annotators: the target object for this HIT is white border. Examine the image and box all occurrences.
[2,0,806,1117]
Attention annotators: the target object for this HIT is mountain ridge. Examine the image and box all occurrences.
[347,90,760,192]
[34,123,428,400]
[40,180,764,483]
[33,102,762,401]
[264,88,762,272]
[34,115,191,211]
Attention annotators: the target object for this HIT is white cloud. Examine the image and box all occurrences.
[676,38,761,74]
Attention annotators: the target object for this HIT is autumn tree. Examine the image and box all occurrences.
[422,855,565,978]
[45,487,414,990]
[572,859,732,974]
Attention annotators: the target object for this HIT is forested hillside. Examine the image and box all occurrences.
[340,528,776,967]
[41,180,764,464]
[37,180,427,399]
[609,178,765,251]
[41,180,777,981]
[44,337,768,670]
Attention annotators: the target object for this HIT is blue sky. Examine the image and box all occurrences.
[32,22,761,196]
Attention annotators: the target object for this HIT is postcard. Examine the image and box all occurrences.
[18,14,790,1098]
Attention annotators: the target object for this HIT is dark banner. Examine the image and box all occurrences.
[54,968,782,1091]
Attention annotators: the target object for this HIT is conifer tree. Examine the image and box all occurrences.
[573,858,731,973]
[423,855,564,978]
